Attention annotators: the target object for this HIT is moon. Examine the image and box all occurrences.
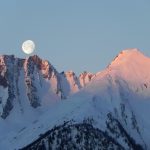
[22,40,35,54]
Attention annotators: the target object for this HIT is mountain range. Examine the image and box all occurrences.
[0,48,150,149]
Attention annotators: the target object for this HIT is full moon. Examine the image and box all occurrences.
[22,40,35,54]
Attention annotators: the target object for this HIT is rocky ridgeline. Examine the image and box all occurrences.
[0,55,94,119]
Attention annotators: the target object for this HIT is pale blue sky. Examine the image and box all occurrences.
[0,0,150,74]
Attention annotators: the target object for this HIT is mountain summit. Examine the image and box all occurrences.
[107,49,150,95]
[0,49,150,149]
[109,48,150,69]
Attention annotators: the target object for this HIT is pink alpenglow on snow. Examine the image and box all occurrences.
[1,49,150,149]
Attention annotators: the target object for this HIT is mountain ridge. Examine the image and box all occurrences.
[0,48,150,149]
[0,54,94,118]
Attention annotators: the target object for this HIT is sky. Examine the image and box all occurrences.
[0,0,150,74]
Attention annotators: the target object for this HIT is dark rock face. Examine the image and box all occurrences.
[0,55,16,118]
[24,56,41,108]
[79,71,94,87]
[0,56,25,118]
[0,75,7,88]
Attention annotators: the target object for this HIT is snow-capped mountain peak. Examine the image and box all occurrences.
[1,49,150,149]
[106,48,150,86]
[0,55,94,119]
[109,48,149,68]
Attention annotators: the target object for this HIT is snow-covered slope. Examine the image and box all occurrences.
[0,48,150,149]
[0,55,93,119]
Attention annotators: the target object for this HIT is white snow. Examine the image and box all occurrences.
[0,49,150,149]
